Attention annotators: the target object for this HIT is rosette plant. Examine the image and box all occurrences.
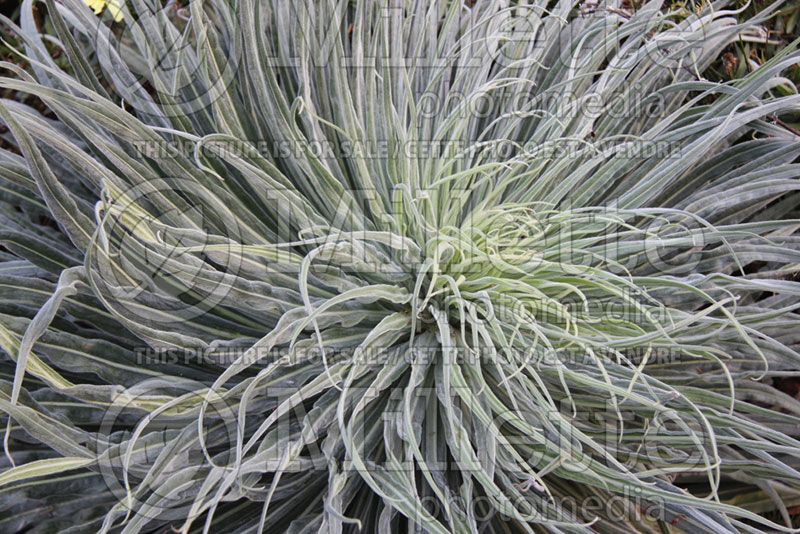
[1,0,800,533]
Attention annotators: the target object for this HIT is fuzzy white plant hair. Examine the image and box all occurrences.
[1,1,800,533]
